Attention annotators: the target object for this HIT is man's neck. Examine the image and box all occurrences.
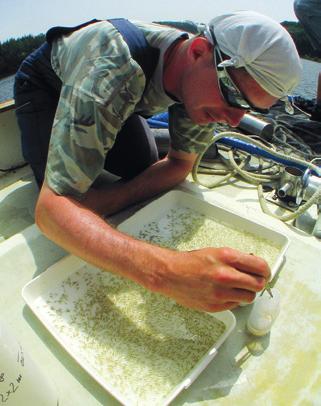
[163,38,187,102]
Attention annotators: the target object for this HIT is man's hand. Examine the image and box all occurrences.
[153,247,270,312]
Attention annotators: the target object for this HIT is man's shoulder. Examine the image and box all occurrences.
[134,20,199,34]
[133,20,194,46]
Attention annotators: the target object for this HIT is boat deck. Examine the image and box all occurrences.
[1,159,320,405]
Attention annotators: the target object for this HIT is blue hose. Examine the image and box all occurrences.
[218,137,310,172]
[147,112,169,128]
[147,113,316,172]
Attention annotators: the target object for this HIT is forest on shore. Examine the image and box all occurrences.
[0,34,45,79]
[0,21,320,80]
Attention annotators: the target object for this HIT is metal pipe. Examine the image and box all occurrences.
[238,114,274,140]
[277,182,293,198]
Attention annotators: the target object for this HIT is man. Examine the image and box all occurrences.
[294,0,321,50]
[14,11,301,312]
[294,0,321,121]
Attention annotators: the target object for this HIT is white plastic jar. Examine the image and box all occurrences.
[247,288,281,336]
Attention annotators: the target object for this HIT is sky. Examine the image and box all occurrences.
[1,0,299,42]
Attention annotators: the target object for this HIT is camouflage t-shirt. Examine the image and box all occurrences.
[46,20,215,198]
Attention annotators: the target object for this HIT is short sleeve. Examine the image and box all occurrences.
[45,58,145,198]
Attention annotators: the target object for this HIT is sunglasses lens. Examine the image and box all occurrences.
[220,76,269,114]
[219,75,250,110]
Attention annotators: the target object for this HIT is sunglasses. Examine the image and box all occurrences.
[211,34,270,115]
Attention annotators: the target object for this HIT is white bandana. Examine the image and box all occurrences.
[205,11,302,99]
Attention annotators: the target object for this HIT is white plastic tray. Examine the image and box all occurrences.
[118,190,290,280]
[22,255,236,406]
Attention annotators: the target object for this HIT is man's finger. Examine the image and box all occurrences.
[216,248,271,279]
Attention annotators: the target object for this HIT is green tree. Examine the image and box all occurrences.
[282,21,321,61]
[0,33,45,79]
[1,21,320,80]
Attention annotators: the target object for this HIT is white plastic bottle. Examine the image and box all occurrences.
[0,320,58,405]
[247,288,281,336]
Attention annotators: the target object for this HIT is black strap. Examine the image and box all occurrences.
[46,18,159,90]
[108,18,159,88]
[46,19,100,44]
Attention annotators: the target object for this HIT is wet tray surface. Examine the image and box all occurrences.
[119,191,290,280]
[22,255,235,406]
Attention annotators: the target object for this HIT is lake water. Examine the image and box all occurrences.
[0,75,16,103]
[1,58,320,103]
[294,59,321,99]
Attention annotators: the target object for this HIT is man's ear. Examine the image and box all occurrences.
[187,37,213,61]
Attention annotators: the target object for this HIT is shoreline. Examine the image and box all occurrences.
[0,74,15,81]
[1,58,321,103]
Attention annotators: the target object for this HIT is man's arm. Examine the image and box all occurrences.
[36,150,270,312]
[79,148,196,216]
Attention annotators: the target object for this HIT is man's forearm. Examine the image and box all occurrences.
[35,155,193,290]
[35,183,172,290]
[81,155,193,215]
